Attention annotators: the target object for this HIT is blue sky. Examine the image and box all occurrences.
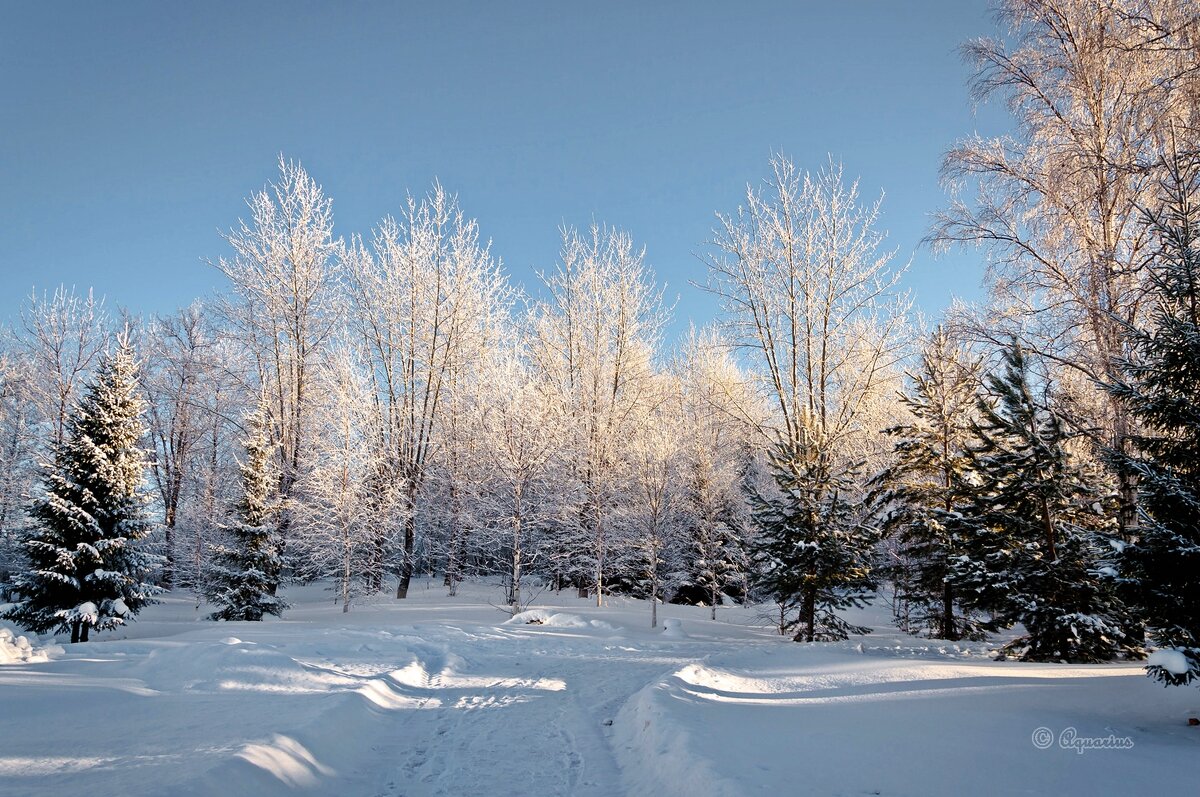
[1,1,1006,337]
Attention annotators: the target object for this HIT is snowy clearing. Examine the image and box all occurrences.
[0,580,1195,797]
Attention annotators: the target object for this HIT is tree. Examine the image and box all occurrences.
[703,154,910,459]
[215,156,341,590]
[344,184,509,598]
[671,329,753,619]
[474,343,562,615]
[704,155,908,641]
[2,337,158,643]
[532,224,668,605]
[932,0,1200,534]
[18,286,109,451]
[293,349,378,613]
[956,342,1137,662]
[1107,151,1200,685]
[626,385,681,628]
[872,327,986,641]
[143,303,216,587]
[0,350,38,590]
[206,398,285,622]
[752,438,876,642]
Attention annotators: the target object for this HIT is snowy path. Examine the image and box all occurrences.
[0,581,1196,796]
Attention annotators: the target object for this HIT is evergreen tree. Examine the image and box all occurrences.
[872,328,986,641]
[956,342,1136,662]
[673,454,748,617]
[752,436,875,642]
[206,400,285,621]
[2,337,159,643]
[1107,152,1200,686]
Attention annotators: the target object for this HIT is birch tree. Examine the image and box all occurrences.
[19,286,109,451]
[344,184,509,598]
[214,156,342,583]
[932,0,1200,531]
[532,224,669,605]
[143,303,217,587]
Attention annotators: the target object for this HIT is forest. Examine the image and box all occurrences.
[0,0,1197,692]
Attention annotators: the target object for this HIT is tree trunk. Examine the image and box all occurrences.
[942,581,957,641]
[70,621,80,644]
[795,588,816,643]
[396,486,417,599]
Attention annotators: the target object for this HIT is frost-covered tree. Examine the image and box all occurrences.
[344,184,509,598]
[143,303,218,587]
[703,155,910,459]
[671,330,753,618]
[18,286,109,452]
[215,157,341,588]
[532,224,668,604]
[872,328,986,640]
[1107,152,1200,685]
[474,345,561,615]
[206,398,285,621]
[932,0,1200,534]
[752,437,876,642]
[3,337,158,643]
[957,343,1136,662]
[293,350,379,613]
[625,387,682,628]
[0,351,38,590]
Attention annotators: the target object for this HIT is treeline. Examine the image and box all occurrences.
[0,0,1197,687]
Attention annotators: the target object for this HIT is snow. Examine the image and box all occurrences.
[1149,648,1193,676]
[0,623,61,665]
[0,580,1194,797]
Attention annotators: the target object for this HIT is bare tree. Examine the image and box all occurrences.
[626,380,681,628]
[931,0,1200,531]
[703,155,910,458]
[475,342,563,615]
[214,156,342,580]
[294,346,378,613]
[344,184,509,598]
[19,286,109,451]
[143,303,217,586]
[532,224,670,606]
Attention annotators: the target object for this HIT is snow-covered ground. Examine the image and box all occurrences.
[0,580,1195,796]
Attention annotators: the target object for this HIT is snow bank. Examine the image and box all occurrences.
[0,623,61,664]
[614,673,741,797]
[504,609,600,628]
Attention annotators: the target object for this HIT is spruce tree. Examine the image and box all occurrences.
[752,436,875,642]
[1106,152,1200,686]
[956,342,1136,662]
[872,328,986,641]
[2,337,159,643]
[673,455,748,617]
[206,401,285,621]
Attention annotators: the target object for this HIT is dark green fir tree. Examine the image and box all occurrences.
[206,399,285,621]
[752,434,876,642]
[957,342,1137,662]
[1107,152,1200,686]
[3,336,160,643]
[872,328,986,641]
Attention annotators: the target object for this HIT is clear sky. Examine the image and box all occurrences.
[1,1,1007,337]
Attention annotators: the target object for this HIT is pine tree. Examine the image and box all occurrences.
[957,342,1136,662]
[206,400,285,621]
[1107,152,1200,686]
[872,328,986,641]
[752,436,875,642]
[2,337,159,643]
